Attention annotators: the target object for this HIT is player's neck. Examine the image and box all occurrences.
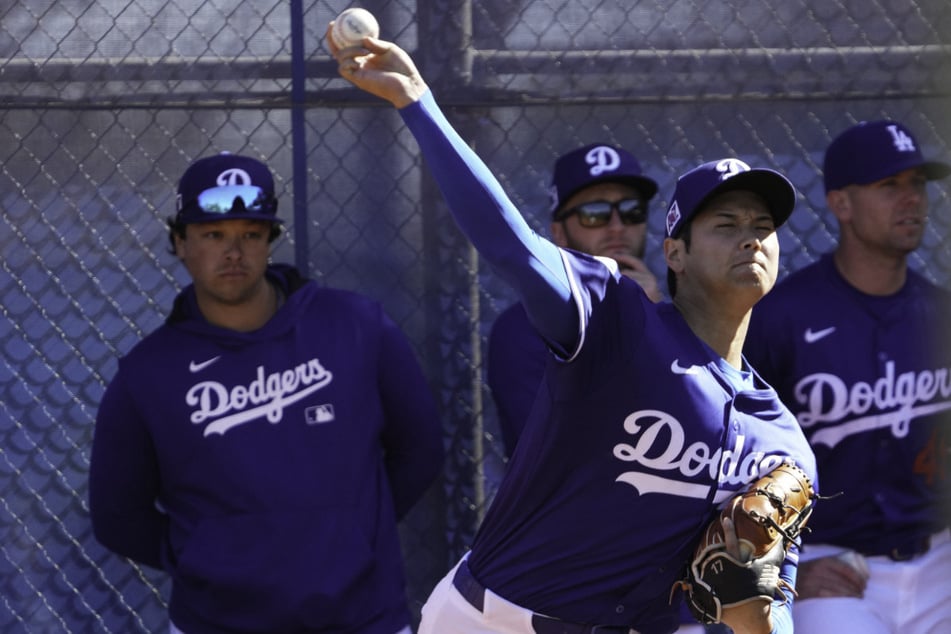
[197,279,283,332]
[833,246,908,296]
[674,295,749,370]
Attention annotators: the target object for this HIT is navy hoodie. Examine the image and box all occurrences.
[89,265,444,633]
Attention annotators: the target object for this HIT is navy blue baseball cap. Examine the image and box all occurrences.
[665,158,796,238]
[823,120,951,193]
[549,143,658,217]
[175,153,281,224]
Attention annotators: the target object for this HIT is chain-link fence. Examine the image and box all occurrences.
[0,0,949,631]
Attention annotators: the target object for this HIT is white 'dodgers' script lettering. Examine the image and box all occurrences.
[795,361,951,448]
[613,410,785,503]
[187,358,333,436]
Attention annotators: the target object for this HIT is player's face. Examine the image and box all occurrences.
[175,219,272,308]
[834,167,929,256]
[676,190,779,302]
[550,182,648,260]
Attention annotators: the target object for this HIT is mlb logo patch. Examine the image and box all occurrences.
[305,404,336,425]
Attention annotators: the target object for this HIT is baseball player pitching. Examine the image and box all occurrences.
[331,30,817,634]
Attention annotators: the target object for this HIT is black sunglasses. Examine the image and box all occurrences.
[556,197,647,228]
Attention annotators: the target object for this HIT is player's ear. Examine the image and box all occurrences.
[549,220,569,248]
[664,236,685,274]
[173,230,187,259]
[826,189,851,223]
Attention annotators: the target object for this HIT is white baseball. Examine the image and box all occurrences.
[331,8,380,48]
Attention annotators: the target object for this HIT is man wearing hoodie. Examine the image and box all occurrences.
[89,153,445,634]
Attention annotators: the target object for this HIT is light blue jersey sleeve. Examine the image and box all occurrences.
[401,90,581,356]
[768,545,799,634]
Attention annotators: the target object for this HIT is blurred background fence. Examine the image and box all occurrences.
[0,0,949,631]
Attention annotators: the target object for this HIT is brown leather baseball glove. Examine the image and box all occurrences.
[672,461,817,625]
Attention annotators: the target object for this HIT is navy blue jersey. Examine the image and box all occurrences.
[402,91,816,634]
[487,302,548,456]
[746,253,951,555]
[89,265,444,634]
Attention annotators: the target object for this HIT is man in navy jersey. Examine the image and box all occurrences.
[745,120,951,633]
[331,31,816,634]
[88,153,445,634]
[488,143,662,458]
[486,146,709,634]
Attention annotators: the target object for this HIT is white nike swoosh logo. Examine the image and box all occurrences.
[804,327,836,344]
[189,356,221,373]
[671,359,700,375]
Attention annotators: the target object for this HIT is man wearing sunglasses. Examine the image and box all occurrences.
[89,153,445,634]
[488,143,663,459]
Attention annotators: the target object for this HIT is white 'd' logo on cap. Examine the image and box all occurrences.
[586,146,621,176]
[716,158,751,181]
[886,125,916,153]
[547,183,560,213]
[217,168,252,187]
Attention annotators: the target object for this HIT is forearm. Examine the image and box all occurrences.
[400,91,578,349]
[89,376,166,568]
[401,93,563,279]
[89,504,167,568]
[334,37,580,349]
[89,441,166,567]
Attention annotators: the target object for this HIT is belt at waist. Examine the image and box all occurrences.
[451,559,636,634]
[868,528,951,562]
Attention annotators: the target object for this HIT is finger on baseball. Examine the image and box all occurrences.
[326,23,374,57]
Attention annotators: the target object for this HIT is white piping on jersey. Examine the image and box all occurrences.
[671,360,701,375]
[559,248,596,364]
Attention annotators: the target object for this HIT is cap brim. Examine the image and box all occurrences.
[619,175,659,201]
[834,158,951,190]
[922,160,951,182]
[700,169,796,229]
[180,211,284,224]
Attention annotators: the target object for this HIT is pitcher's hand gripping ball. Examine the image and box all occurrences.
[331,8,380,48]
[672,461,817,624]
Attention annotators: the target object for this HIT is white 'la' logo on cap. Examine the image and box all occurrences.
[216,168,252,187]
[715,158,751,181]
[586,146,621,176]
[886,125,916,153]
